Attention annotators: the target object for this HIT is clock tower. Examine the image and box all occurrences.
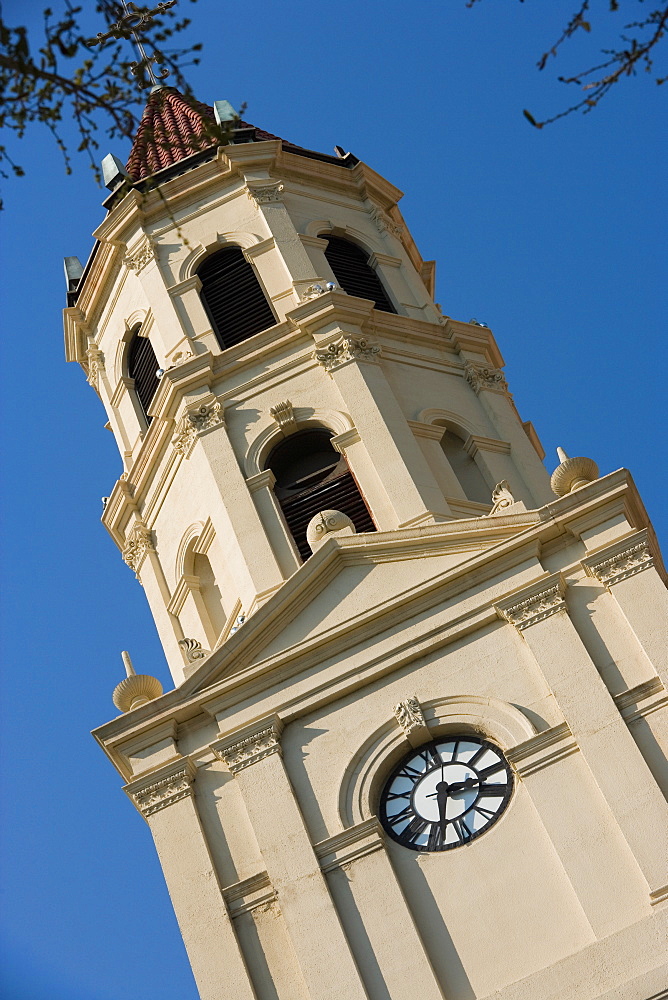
[65,85,668,1000]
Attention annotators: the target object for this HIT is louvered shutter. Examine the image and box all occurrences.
[267,430,376,561]
[321,235,396,313]
[128,332,160,422]
[198,247,276,350]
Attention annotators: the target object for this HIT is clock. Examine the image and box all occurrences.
[379,735,513,851]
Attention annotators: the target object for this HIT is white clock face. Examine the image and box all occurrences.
[379,736,513,851]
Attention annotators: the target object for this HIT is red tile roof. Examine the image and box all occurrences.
[125,87,303,181]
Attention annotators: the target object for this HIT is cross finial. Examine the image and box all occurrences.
[87,1,178,90]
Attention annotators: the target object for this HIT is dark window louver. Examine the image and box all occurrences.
[320,235,396,313]
[198,247,276,351]
[267,429,376,561]
[128,331,159,422]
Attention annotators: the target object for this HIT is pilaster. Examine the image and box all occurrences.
[125,757,257,1000]
[212,718,369,1000]
[583,530,668,689]
[496,574,668,903]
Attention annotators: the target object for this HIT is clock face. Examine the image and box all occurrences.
[379,736,513,852]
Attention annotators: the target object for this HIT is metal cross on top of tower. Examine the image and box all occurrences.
[87,1,178,89]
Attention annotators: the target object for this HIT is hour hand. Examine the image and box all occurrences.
[448,776,479,794]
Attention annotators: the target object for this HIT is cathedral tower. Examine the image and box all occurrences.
[65,86,668,1000]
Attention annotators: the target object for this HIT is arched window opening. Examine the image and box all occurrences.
[440,430,490,505]
[266,428,375,561]
[319,235,396,313]
[198,246,276,351]
[193,551,227,645]
[127,327,160,423]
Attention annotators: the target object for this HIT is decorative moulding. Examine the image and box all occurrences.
[330,428,361,453]
[306,510,356,552]
[173,397,224,458]
[269,399,299,435]
[125,758,197,818]
[211,716,284,773]
[464,360,508,395]
[179,638,210,663]
[243,236,277,260]
[582,529,654,588]
[314,336,381,373]
[367,251,402,270]
[315,818,385,874]
[122,521,155,579]
[614,677,667,725]
[123,235,155,273]
[465,434,512,457]
[487,481,515,516]
[245,469,277,494]
[505,723,578,777]
[393,694,426,735]
[369,207,403,239]
[223,871,277,917]
[247,181,284,205]
[195,517,216,556]
[85,344,105,392]
[496,575,566,631]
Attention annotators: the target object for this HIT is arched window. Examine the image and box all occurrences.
[440,430,490,505]
[266,428,375,561]
[192,551,227,646]
[319,234,396,313]
[127,327,160,423]
[198,246,276,351]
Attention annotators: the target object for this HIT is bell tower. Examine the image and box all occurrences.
[65,86,668,1000]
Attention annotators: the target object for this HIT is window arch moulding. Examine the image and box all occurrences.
[244,407,356,479]
[338,694,537,830]
[178,232,265,282]
[114,310,153,385]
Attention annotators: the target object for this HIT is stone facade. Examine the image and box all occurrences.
[67,119,668,1000]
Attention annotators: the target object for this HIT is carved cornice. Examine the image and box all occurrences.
[393,695,426,735]
[496,577,566,630]
[124,235,155,273]
[173,397,224,458]
[126,759,196,818]
[122,521,155,578]
[212,717,283,773]
[464,360,508,395]
[247,181,284,205]
[314,336,381,373]
[583,530,654,588]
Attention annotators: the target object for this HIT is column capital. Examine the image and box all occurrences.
[582,529,654,589]
[496,573,566,631]
[124,757,197,818]
[211,716,283,773]
[313,334,381,374]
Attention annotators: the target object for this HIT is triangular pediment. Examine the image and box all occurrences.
[181,510,541,701]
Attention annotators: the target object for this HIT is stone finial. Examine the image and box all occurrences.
[550,447,600,497]
[112,651,163,713]
[306,510,356,552]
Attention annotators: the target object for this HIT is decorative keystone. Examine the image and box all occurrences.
[393,695,426,735]
[550,447,599,497]
[270,400,299,435]
[306,509,356,552]
[112,651,163,713]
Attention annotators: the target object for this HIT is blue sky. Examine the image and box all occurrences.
[0,2,666,997]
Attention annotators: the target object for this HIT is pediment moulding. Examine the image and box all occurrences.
[95,474,652,767]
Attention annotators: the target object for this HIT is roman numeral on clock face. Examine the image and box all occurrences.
[452,816,473,843]
[402,817,429,844]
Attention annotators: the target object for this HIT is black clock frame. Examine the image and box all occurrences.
[379,735,513,852]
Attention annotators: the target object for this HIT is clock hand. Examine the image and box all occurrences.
[448,776,479,794]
